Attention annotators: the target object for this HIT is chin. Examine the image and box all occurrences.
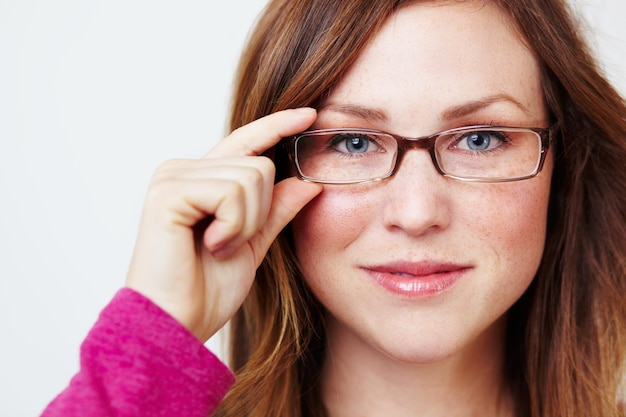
[375,337,466,366]
[339,313,509,370]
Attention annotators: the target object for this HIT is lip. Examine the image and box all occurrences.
[363,261,471,298]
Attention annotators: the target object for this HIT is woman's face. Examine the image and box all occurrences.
[292,1,552,364]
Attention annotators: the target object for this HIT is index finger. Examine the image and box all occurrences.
[204,108,317,159]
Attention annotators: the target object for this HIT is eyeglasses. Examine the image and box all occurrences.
[283,124,557,184]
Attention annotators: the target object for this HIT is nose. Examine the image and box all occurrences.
[381,149,451,236]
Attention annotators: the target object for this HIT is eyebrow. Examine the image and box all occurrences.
[319,93,531,124]
[441,93,531,120]
[318,103,389,123]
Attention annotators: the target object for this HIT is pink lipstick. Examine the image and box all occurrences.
[363,261,470,297]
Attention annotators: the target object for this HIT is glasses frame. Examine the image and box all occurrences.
[283,124,558,184]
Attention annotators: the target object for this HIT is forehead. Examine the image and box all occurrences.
[322,1,546,130]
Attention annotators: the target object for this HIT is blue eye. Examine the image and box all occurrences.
[456,131,508,152]
[331,133,377,154]
[466,132,491,150]
[345,136,369,153]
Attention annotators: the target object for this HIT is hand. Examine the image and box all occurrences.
[125,108,322,342]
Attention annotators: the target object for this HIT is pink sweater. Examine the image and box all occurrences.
[41,288,235,417]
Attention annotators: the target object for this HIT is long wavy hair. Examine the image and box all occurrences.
[214,0,626,416]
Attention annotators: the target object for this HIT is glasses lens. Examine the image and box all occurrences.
[295,130,398,183]
[435,128,543,180]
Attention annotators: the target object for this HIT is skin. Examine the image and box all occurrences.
[125,108,322,341]
[292,2,552,416]
[125,1,552,416]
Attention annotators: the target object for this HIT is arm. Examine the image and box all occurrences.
[41,288,234,417]
[42,109,322,416]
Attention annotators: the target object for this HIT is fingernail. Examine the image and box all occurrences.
[212,245,235,259]
[294,107,316,115]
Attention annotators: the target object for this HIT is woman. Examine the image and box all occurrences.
[43,0,626,416]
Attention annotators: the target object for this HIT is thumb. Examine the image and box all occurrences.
[251,177,322,264]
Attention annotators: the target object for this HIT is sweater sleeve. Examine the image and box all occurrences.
[41,288,235,417]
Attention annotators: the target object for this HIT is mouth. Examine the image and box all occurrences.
[362,261,471,298]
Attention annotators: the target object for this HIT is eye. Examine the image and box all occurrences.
[330,133,381,154]
[454,130,509,152]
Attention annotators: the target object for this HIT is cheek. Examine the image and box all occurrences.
[292,187,374,275]
[481,187,547,242]
[294,188,366,243]
[292,169,553,303]
[474,177,552,293]
[464,151,553,275]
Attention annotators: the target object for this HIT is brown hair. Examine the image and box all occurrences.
[215,0,626,416]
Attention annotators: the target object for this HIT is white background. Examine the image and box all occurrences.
[0,1,624,416]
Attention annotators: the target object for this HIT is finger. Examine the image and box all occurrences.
[182,178,249,254]
[153,156,276,244]
[156,178,247,235]
[202,159,276,252]
[205,107,316,159]
[153,156,274,179]
[157,157,276,231]
[249,177,323,264]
